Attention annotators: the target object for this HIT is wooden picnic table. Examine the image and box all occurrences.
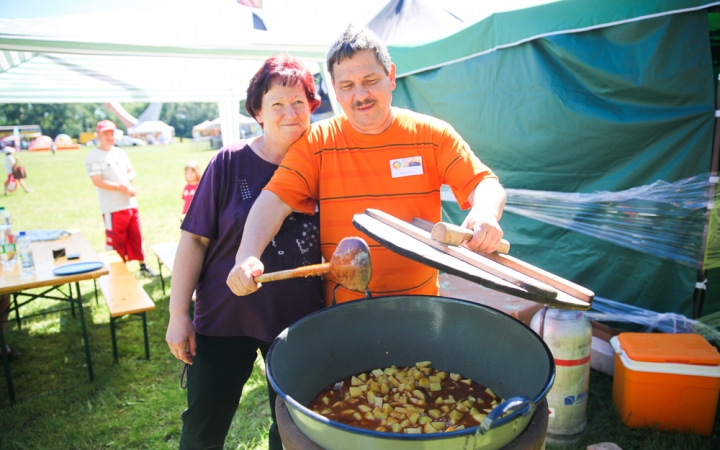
[151,241,177,295]
[0,230,108,403]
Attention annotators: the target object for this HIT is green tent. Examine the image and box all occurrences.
[388,0,720,316]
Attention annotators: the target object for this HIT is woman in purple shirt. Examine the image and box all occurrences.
[165,55,323,450]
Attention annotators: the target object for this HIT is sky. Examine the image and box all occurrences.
[0,0,403,48]
[0,0,546,24]
[0,0,558,49]
[0,0,391,21]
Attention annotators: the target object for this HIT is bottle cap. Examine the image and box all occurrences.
[19,231,26,236]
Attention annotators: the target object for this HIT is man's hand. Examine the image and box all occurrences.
[118,183,136,197]
[166,313,196,365]
[227,254,265,296]
[463,178,506,253]
[461,208,504,254]
[126,185,136,197]
[90,174,137,197]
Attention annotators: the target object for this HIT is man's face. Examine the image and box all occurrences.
[332,50,396,135]
[98,130,115,148]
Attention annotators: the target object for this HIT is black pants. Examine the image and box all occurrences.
[179,334,280,450]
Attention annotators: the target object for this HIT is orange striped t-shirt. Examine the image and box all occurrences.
[264,108,497,305]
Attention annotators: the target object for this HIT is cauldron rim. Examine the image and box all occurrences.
[266,294,555,441]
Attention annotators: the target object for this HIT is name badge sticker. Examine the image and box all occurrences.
[389,156,423,178]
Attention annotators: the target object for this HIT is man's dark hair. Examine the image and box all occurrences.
[327,25,392,80]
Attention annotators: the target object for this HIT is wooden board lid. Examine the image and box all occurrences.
[352,210,591,309]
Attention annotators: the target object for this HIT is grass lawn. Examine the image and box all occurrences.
[1,143,719,449]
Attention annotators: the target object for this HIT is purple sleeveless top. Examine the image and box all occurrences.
[181,141,323,341]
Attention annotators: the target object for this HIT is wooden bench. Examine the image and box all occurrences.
[151,242,178,295]
[97,251,155,363]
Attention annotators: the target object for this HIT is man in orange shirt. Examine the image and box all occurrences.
[227,25,506,304]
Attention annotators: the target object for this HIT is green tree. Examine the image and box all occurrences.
[0,103,127,138]
[0,102,223,140]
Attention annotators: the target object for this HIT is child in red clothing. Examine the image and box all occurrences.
[181,161,202,220]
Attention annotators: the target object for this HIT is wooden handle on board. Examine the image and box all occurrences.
[414,217,593,306]
[431,222,510,254]
[254,263,330,283]
[364,209,556,300]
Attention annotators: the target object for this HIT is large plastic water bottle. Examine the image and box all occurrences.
[17,231,35,276]
[0,206,18,268]
[531,307,592,446]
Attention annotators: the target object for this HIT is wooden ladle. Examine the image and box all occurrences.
[254,237,372,292]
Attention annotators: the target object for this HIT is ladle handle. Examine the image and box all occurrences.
[255,263,330,283]
[477,396,533,435]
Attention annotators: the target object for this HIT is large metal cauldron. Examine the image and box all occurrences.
[267,296,554,449]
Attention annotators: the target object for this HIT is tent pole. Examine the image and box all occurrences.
[218,98,242,147]
[319,64,341,117]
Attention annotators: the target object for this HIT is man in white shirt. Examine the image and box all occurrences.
[85,120,156,277]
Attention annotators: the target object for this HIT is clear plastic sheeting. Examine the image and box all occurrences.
[499,174,717,267]
[586,297,720,347]
[699,310,720,336]
[704,176,720,270]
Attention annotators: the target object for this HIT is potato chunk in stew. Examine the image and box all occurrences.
[307,362,506,434]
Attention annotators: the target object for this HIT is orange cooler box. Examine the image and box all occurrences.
[610,333,720,435]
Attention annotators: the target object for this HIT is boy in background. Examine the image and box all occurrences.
[85,120,156,277]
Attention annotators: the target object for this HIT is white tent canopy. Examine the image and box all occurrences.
[128,120,174,135]
[0,0,351,144]
[0,0,475,144]
[0,52,270,103]
[367,0,463,45]
[0,1,332,60]
[0,51,279,144]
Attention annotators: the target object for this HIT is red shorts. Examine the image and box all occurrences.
[5,174,16,192]
[104,208,145,262]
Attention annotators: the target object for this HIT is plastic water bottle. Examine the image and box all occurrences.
[0,206,18,269]
[17,231,35,276]
[531,308,591,446]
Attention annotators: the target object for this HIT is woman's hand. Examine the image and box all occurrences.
[166,313,196,365]
[227,254,264,296]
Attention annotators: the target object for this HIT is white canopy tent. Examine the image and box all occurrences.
[0,0,361,145]
[0,53,268,103]
[128,120,174,134]
[0,0,370,60]
[128,120,175,144]
[367,0,463,45]
[192,115,261,142]
[0,51,283,144]
[0,0,477,144]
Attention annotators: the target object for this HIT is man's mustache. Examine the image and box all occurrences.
[353,99,375,109]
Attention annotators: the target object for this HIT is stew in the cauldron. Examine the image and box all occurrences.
[307,361,505,434]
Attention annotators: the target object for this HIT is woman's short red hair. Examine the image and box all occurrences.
[245,55,322,121]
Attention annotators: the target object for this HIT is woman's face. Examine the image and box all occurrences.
[255,81,312,146]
